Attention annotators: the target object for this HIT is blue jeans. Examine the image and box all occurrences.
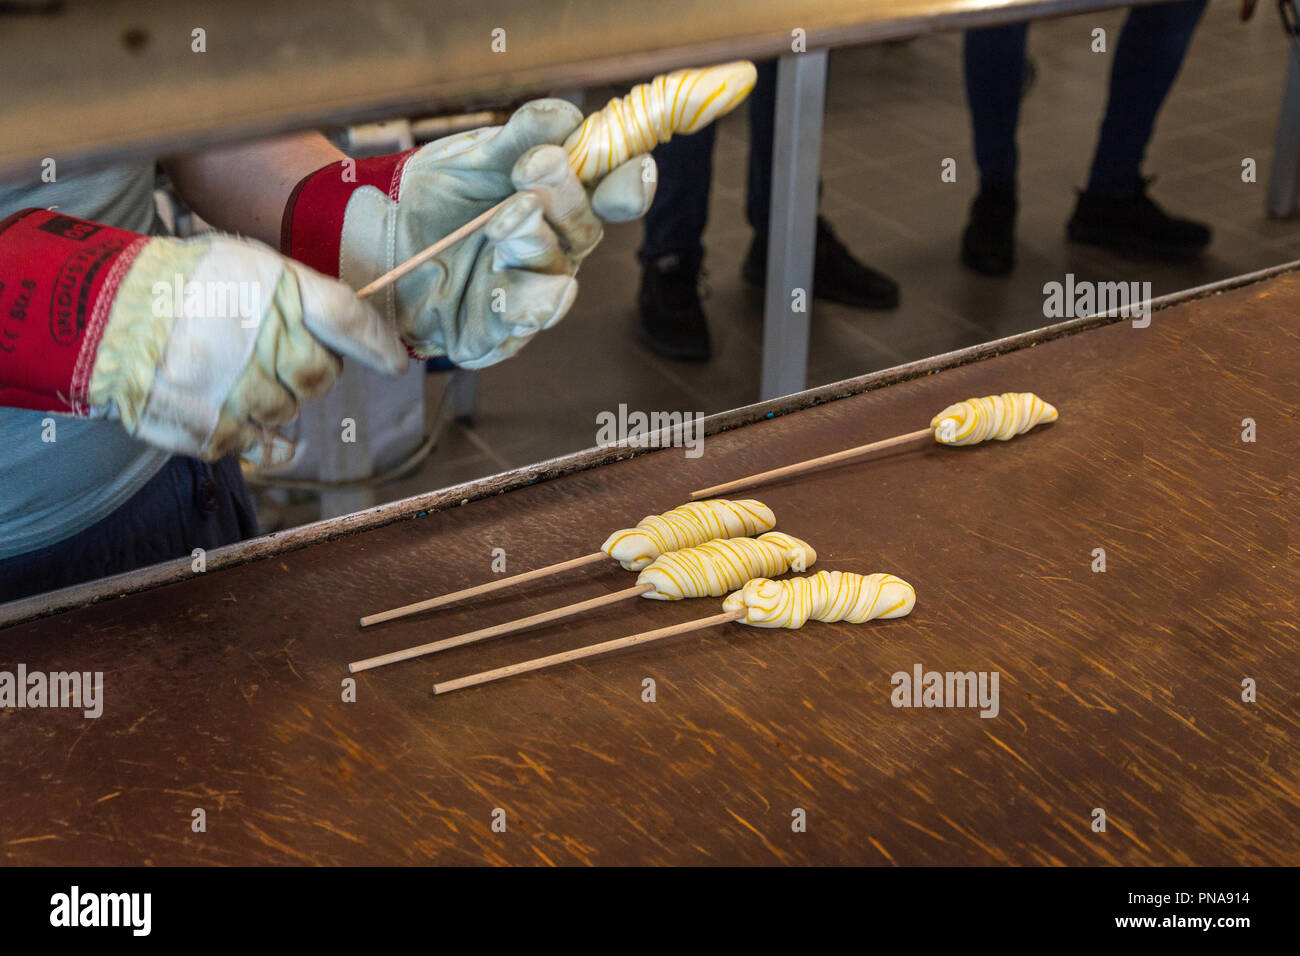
[0,455,257,602]
[964,0,1208,196]
[640,59,780,263]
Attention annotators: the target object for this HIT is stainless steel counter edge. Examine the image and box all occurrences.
[2,259,1294,629]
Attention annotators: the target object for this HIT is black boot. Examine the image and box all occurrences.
[638,251,711,362]
[962,183,1017,276]
[1067,178,1211,258]
[743,217,900,309]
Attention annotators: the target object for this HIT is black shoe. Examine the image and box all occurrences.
[962,184,1017,276]
[742,217,900,309]
[1067,178,1211,258]
[637,251,711,362]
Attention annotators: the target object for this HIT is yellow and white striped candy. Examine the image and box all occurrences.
[601,498,775,571]
[931,392,1058,446]
[723,571,916,628]
[563,61,758,183]
[637,531,815,601]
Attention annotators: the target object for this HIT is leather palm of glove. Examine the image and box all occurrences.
[283,99,656,368]
[0,208,406,464]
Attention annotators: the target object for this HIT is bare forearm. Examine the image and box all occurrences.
[163,132,344,246]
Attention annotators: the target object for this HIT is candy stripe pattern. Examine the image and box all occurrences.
[563,61,758,183]
[636,532,816,601]
[723,571,916,629]
[930,392,1058,446]
[601,498,776,571]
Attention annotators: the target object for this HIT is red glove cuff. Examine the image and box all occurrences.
[0,208,147,415]
[280,149,417,277]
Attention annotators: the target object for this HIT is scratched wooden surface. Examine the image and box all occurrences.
[2,275,1297,866]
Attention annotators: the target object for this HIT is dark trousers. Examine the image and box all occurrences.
[964,0,1208,196]
[0,455,257,602]
[640,59,779,263]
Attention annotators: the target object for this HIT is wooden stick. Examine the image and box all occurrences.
[690,427,934,499]
[433,609,745,695]
[350,584,652,673]
[355,200,507,299]
[360,551,607,627]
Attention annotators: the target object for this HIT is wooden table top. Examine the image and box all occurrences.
[2,272,1297,866]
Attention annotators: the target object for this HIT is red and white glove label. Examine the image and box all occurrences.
[0,208,147,415]
[280,150,416,277]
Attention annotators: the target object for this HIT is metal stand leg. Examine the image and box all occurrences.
[760,50,827,400]
[450,368,477,423]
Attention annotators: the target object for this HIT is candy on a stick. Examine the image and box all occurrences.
[359,497,775,627]
[636,531,813,599]
[432,570,915,695]
[690,391,1059,499]
[349,532,815,672]
[602,498,774,571]
[722,570,915,627]
[563,62,758,182]
[929,392,1058,445]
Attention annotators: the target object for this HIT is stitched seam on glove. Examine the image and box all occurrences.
[72,235,148,415]
[338,185,399,324]
[389,151,413,201]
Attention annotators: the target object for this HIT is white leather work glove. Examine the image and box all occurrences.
[0,207,408,465]
[282,99,657,369]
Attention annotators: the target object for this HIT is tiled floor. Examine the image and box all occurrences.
[262,1,1299,522]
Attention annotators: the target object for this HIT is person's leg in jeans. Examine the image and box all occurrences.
[639,125,718,265]
[961,22,1030,275]
[1068,0,1211,255]
[744,59,778,240]
[636,125,718,361]
[741,59,899,308]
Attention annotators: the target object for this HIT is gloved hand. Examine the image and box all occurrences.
[282,99,656,368]
[0,208,407,463]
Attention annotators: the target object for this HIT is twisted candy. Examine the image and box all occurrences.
[601,498,775,571]
[723,571,916,628]
[931,392,1058,446]
[563,61,758,183]
[637,532,815,601]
